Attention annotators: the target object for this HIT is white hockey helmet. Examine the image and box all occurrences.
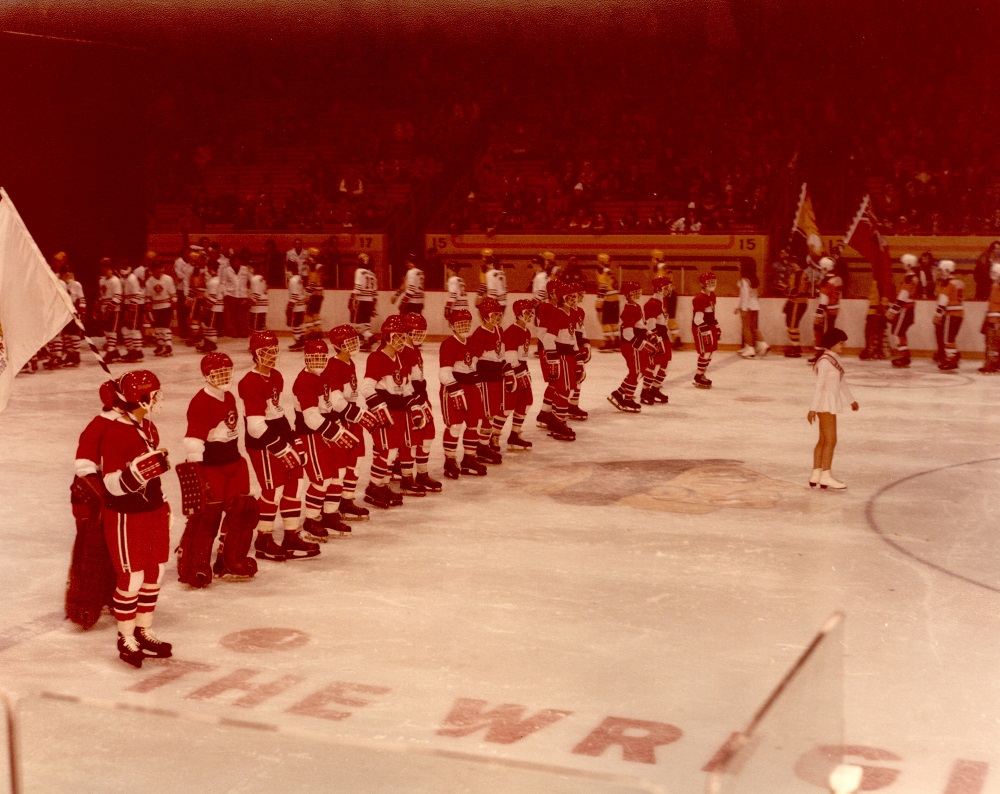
[818,256,835,272]
[937,259,956,276]
[900,253,918,269]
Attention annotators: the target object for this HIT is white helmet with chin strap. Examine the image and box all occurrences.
[938,259,956,276]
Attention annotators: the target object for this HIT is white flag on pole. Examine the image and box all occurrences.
[0,187,76,412]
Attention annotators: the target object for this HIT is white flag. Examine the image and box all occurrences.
[0,187,76,412]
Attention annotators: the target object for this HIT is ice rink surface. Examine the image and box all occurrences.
[1,338,998,793]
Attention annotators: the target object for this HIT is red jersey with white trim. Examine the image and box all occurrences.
[819,276,842,311]
[469,325,505,381]
[184,386,240,465]
[439,335,477,385]
[691,291,717,328]
[399,344,427,387]
[293,369,333,436]
[620,301,643,344]
[361,348,412,409]
[539,307,576,354]
[938,277,964,315]
[643,295,666,333]
[323,357,360,414]
[75,411,116,477]
[502,323,532,365]
[238,369,291,451]
[100,415,163,514]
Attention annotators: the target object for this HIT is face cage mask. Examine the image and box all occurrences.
[337,336,361,356]
[452,321,472,337]
[388,333,408,352]
[410,330,426,346]
[255,346,279,370]
[305,352,328,373]
[206,367,233,390]
[138,389,163,415]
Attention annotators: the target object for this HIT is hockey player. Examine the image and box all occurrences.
[145,259,177,357]
[639,276,672,404]
[197,260,225,353]
[97,258,123,363]
[179,353,259,583]
[484,255,508,319]
[608,281,645,413]
[536,281,579,441]
[286,265,308,351]
[810,256,842,363]
[392,254,425,315]
[444,260,469,321]
[857,282,888,361]
[533,282,562,424]
[468,297,508,464]
[500,298,536,449]
[475,249,492,316]
[399,313,442,494]
[302,249,325,341]
[185,251,207,347]
[935,259,963,371]
[567,282,591,420]
[439,308,486,478]
[99,369,173,668]
[238,331,319,561]
[652,251,683,350]
[692,271,720,389]
[779,256,810,357]
[323,325,376,520]
[594,254,620,351]
[67,380,119,628]
[980,261,1000,374]
[60,268,86,367]
[349,253,378,350]
[120,263,145,362]
[530,254,551,303]
[887,254,920,368]
[249,261,269,332]
[292,339,354,540]
[360,314,421,507]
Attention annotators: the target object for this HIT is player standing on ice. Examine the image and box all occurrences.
[594,253,620,352]
[980,261,1000,374]
[444,260,469,321]
[399,312,442,494]
[238,330,319,561]
[639,276,672,405]
[536,281,579,441]
[692,271,720,389]
[438,308,487,479]
[323,325,377,520]
[177,353,259,585]
[809,256,841,363]
[566,282,591,421]
[292,339,355,540]
[934,259,963,371]
[349,252,378,350]
[392,253,425,316]
[98,370,173,668]
[97,258,123,363]
[500,298,537,449]
[608,281,645,413]
[468,297,508,465]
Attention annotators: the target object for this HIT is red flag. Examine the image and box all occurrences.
[844,195,893,299]
[788,183,823,267]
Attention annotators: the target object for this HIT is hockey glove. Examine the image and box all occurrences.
[934,306,945,326]
[514,365,531,391]
[544,357,562,383]
[320,420,361,450]
[265,437,302,470]
[175,461,211,516]
[343,402,378,430]
[120,448,171,493]
[409,402,425,430]
[503,368,517,393]
[445,383,467,414]
[368,400,394,428]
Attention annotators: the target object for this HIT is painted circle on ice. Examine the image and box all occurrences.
[847,369,973,388]
[866,457,1000,593]
[220,628,310,653]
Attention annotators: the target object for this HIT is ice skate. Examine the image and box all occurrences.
[477,443,502,465]
[819,471,846,491]
[639,389,656,406]
[134,627,173,659]
[117,632,145,668]
[535,410,556,430]
[460,455,488,476]
[651,389,669,404]
[339,498,370,520]
[302,516,331,542]
[416,472,443,492]
[443,457,462,480]
[322,512,353,535]
[506,432,533,450]
[738,346,755,358]
[755,342,770,357]
[103,348,121,363]
[363,483,394,509]
[979,363,1000,374]
[567,404,589,421]
[547,418,576,441]
[809,468,822,488]
[281,529,321,559]
[195,340,216,353]
[608,390,640,413]
[122,349,144,362]
[400,476,427,497]
[672,338,684,351]
[783,346,802,358]
[891,354,911,368]
[254,532,286,561]
[693,373,712,389]
[938,358,959,371]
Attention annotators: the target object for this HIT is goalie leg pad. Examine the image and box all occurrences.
[65,484,116,630]
[219,495,260,578]
[176,504,223,588]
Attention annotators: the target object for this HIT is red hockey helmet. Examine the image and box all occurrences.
[200,352,234,389]
[698,271,718,287]
[652,276,670,292]
[448,308,473,327]
[551,280,574,299]
[402,312,428,331]
[512,299,536,319]
[304,338,329,372]
[479,297,503,317]
[117,369,162,411]
[99,379,118,411]
[381,314,406,336]
[622,280,641,298]
[249,329,280,368]
[329,324,361,351]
